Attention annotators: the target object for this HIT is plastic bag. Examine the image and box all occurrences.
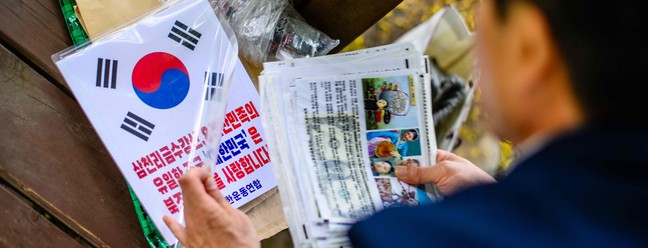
[214,0,340,66]
[52,0,238,245]
[394,5,476,151]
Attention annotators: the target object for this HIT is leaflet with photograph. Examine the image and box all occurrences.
[260,43,443,247]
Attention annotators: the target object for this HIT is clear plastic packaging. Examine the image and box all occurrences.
[394,5,476,151]
[52,0,239,245]
[214,0,340,66]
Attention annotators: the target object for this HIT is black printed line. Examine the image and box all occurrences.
[138,125,153,135]
[121,124,149,141]
[126,112,155,129]
[174,20,189,30]
[188,28,202,38]
[111,60,118,89]
[96,58,103,87]
[103,59,111,88]
[168,33,182,43]
[182,41,196,50]
[171,27,198,44]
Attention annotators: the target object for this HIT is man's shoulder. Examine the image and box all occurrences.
[349,177,647,248]
[349,126,648,248]
[349,182,542,247]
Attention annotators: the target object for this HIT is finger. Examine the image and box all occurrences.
[163,215,187,244]
[436,149,463,163]
[179,168,219,207]
[396,163,447,185]
[395,165,416,184]
[200,168,233,209]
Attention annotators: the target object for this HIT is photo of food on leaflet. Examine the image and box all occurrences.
[293,70,439,223]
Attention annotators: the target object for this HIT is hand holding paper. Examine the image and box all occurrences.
[164,168,260,248]
[395,149,495,196]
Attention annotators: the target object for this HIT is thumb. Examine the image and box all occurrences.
[436,149,464,163]
[396,164,446,185]
[163,214,187,244]
[200,167,232,209]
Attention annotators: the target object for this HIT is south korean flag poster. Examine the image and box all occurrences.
[53,0,276,243]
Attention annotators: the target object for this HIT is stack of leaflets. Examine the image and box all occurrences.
[259,43,443,247]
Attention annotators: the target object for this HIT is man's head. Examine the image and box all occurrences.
[476,0,647,144]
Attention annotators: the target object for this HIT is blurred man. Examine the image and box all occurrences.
[164,0,648,246]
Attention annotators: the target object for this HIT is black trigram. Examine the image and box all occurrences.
[204,72,223,101]
[168,20,202,50]
[120,112,155,141]
[95,58,118,89]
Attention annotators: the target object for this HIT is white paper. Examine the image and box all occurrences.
[54,0,276,243]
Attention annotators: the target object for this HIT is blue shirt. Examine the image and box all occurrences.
[350,123,648,247]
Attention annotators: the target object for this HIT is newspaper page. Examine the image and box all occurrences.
[292,71,435,224]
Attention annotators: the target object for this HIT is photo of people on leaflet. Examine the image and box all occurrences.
[371,159,395,176]
[371,157,422,177]
[371,155,430,208]
[374,175,431,209]
[367,129,422,158]
[362,75,419,130]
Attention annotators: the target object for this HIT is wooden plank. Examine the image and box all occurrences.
[297,0,403,52]
[0,45,148,247]
[0,0,71,87]
[0,184,83,248]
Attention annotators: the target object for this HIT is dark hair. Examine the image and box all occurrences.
[364,99,388,111]
[405,129,419,140]
[493,0,648,123]
[373,160,394,174]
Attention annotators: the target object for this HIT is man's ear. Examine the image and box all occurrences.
[507,3,557,98]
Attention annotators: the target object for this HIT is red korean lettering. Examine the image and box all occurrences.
[235,106,250,123]
[226,112,241,131]
[177,134,192,155]
[213,172,226,190]
[245,101,259,120]
[171,166,184,179]
[222,116,232,135]
[229,161,245,180]
[222,166,236,183]
[164,197,179,214]
[248,126,263,145]
[163,171,179,190]
[170,141,184,159]
[149,151,166,169]
[132,160,147,179]
[153,176,168,194]
[240,155,255,175]
[159,146,176,165]
[172,191,182,204]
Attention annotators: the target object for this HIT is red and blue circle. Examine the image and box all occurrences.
[132,52,190,109]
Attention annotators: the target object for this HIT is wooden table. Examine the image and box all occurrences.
[0,0,401,246]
